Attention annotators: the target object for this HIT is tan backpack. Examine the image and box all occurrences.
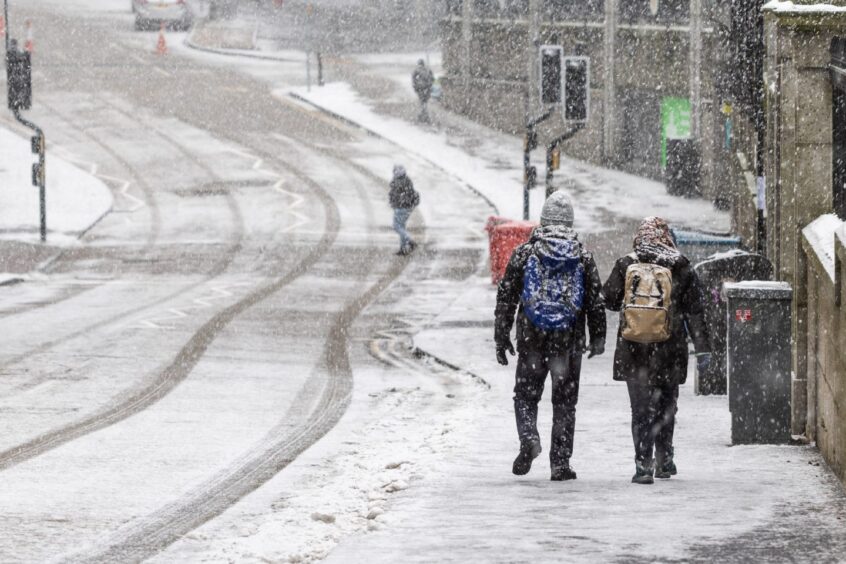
[621,257,673,344]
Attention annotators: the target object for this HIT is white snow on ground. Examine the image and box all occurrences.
[9,4,835,559]
[290,82,730,234]
[0,124,112,244]
[154,133,495,564]
[322,278,843,563]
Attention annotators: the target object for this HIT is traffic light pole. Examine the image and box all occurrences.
[14,108,46,242]
[544,123,585,198]
[5,0,47,242]
[523,109,553,220]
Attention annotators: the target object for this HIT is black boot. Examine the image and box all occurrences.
[655,458,677,479]
[512,441,542,476]
[631,461,654,485]
[550,464,577,481]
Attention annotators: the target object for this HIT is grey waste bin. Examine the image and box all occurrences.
[725,281,792,444]
[694,251,773,396]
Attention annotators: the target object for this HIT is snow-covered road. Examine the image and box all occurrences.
[0,2,491,561]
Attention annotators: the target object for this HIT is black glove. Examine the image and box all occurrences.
[696,353,712,374]
[587,338,605,359]
[496,338,516,366]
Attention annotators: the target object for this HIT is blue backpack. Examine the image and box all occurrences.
[520,239,586,331]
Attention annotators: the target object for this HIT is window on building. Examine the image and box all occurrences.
[619,0,688,25]
[832,37,846,219]
[541,0,604,22]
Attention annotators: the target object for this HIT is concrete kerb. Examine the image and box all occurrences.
[286,92,500,216]
[183,27,500,385]
[181,24,500,215]
[281,91,506,381]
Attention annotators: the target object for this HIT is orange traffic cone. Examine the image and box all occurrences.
[0,16,6,39]
[156,23,168,56]
[24,19,33,52]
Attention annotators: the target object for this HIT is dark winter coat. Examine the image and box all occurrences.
[389,175,420,209]
[412,66,434,102]
[602,252,710,386]
[495,226,607,356]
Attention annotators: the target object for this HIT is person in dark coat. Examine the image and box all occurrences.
[388,165,419,255]
[412,59,435,122]
[602,217,711,484]
[495,192,607,481]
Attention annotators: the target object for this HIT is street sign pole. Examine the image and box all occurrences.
[15,109,45,242]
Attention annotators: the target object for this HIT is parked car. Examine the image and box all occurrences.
[132,0,193,31]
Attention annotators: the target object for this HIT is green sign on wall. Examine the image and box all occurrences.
[661,97,692,168]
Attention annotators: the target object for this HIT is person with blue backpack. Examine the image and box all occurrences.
[494,191,607,481]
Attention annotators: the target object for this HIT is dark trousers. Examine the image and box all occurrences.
[626,379,679,467]
[513,349,582,469]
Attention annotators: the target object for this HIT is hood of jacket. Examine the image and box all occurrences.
[632,216,685,268]
[529,225,583,272]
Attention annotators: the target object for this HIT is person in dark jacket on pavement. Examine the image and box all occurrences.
[495,192,607,481]
[388,165,420,255]
[602,217,711,485]
[412,59,435,123]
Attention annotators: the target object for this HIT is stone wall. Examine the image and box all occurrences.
[760,6,846,441]
[802,219,846,485]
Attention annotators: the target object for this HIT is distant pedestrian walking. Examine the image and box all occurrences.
[602,217,711,485]
[388,165,420,256]
[494,192,606,481]
[412,59,435,123]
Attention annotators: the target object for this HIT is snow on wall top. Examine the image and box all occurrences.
[803,213,844,280]
[763,1,846,14]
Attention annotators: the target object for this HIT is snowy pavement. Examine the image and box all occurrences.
[326,279,846,563]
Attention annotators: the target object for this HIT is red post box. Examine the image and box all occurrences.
[485,216,538,285]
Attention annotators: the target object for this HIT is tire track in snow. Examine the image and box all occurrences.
[65,150,416,564]
[0,145,340,473]
[0,99,250,396]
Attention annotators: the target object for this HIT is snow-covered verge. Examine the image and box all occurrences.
[0,124,112,245]
[290,82,730,234]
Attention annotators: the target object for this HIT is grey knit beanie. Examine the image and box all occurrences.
[540,191,574,227]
